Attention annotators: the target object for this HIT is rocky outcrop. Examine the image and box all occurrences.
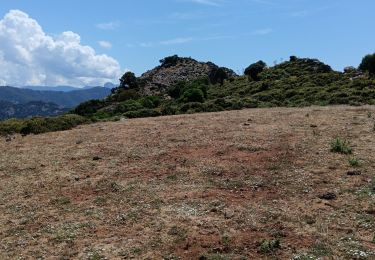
[138,56,237,95]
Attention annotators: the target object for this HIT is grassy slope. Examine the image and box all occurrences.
[1,106,375,259]
[77,58,375,121]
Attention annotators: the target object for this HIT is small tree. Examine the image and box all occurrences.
[159,55,180,67]
[209,67,228,85]
[359,53,375,75]
[244,60,267,81]
[119,72,138,89]
[289,55,298,62]
[181,88,205,103]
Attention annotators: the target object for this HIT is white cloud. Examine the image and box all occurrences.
[98,40,112,49]
[187,0,222,6]
[96,21,120,30]
[252,28,273,35]
[0,10,122,86]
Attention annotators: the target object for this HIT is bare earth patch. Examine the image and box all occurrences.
[1,106,375,259]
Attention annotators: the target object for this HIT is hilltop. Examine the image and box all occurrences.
[1,106,375,259]
[138,55,237,96]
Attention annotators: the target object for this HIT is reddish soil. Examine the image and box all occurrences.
[1,106,375,259]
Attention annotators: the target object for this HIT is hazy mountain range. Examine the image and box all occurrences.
[0,84,114,120]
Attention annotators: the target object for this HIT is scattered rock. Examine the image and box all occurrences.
[319,192,337,200]
[76,140,83,145]
[93,156,102,161]
[5,135,12,142]
[244,123,250,126]
[224,209,235,219]
[347,170,361,176]
[310,124,318,128]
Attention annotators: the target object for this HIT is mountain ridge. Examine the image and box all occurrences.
[0,86,111,108]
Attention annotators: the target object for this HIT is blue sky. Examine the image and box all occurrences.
[0,0,374,86]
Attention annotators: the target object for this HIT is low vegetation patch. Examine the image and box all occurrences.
[259,239,281,254]
[330,138,353,154]
[0,114,89,136]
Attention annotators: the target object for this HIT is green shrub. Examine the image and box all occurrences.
[159,55,180,67]
[115,100,143,113]
[181,88,205,103]
[209,67,228,85]
[259,239,281,254]
[21,114,88,135]
[123,109,161,118]
[348,157,361,167]
[140,96,161,109]
[245,60,267,81]
[114,88,141,102]
[179,102,205,113]
[160,103,178,115]
[359,53,375,75]
[0,118,26,135]
[330,138,353,154]
[74,99,106,116]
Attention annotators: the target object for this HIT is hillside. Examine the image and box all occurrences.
[0,100,69,120]
[0,86,111,108]
[73,56,375,121]
[1,106,375,259]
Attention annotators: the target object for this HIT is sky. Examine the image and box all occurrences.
[0,0,374,87]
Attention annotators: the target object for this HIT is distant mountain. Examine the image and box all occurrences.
[0,86,111,108]
[0,100,69,120]
[22,85,84,92]
[22,83,115,92]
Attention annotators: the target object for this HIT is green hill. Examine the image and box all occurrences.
[73,56,375,120]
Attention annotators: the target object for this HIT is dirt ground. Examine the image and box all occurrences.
[1,106,375,259]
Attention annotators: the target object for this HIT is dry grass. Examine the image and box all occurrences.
[1,106,375,259]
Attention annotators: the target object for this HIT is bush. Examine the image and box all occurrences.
[0,119,26,135]
[209,67,228,85]
[160,103,178,115]
[290,55,298,62]
[159,55,180,67]
[179,102,205,113]
[330,138,353,154]
[123,109,161,118]
[115,100,144,113]
[0,114,90,136]
[245,60,267,81]
[181,88,205,103]
[114,88,141,102]
[168,78,209,100]
[359,53,375,75]
[259,239,281,254]
[74,99,106,116]
[141,96,161,109]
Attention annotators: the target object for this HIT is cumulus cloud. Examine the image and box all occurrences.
[98,40,113,49]
[0,10,122,86]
